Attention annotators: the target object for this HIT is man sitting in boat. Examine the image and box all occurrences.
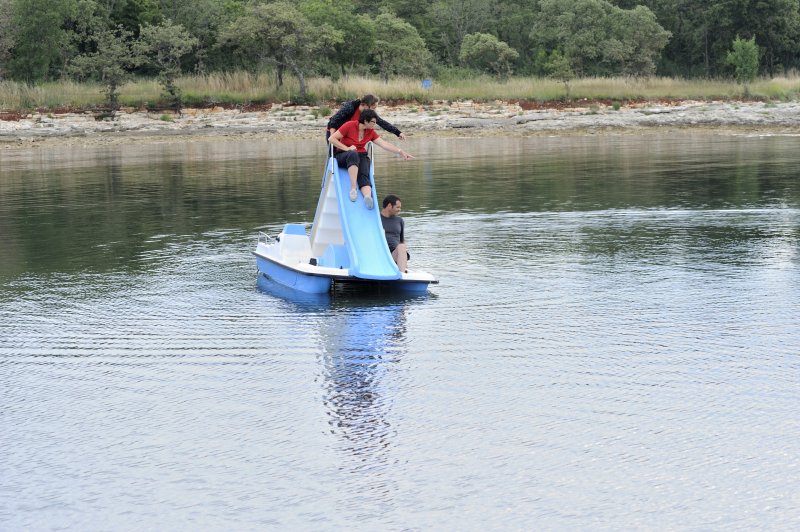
[328,110,414,210]
[380,194,409,273]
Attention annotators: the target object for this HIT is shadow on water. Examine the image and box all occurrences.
[255,274,433,509]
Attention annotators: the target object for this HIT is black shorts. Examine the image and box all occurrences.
[389,244,410,261]
[334,150,371,189]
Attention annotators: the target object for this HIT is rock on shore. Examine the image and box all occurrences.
[2,99,800,149]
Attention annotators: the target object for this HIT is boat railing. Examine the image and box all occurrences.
[258,231,273,246]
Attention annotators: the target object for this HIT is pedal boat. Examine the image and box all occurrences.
[253,143,438,294]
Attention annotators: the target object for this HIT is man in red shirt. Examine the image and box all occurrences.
[328,110,415,210]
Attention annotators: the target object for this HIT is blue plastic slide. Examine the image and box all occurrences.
[332,156,401,280]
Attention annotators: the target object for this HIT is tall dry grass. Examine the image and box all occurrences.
[2,72,800,110]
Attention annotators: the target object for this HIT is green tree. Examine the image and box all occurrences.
[0,0,15,83]
[533,0,669,78]
[218,2,341,97]
[70,24,144,110]
[158,0,221,74]
[717,0,799,78]
[110,0,161,38]
[138,20,198,110]
[533,0,612,78]
[429,0,496,65]
[545,48,574,99]
[10,0,72,83]
[56,0,96,81]
[602,5,671,76]
[459,32,519,81]
[727,35,759,90]
[379,0,445,63]
[374,11,428,82]
[300,0,375,80]
[337,14,376,78]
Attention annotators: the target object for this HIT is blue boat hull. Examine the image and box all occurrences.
[256,256,332,294]
[393,281,430,292]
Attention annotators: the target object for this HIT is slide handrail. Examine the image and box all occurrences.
[322,142,335,188]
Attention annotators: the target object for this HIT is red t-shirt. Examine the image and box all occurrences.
[337,120,379,153]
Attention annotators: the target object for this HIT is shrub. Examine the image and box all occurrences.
[160,114,174,122]
[319,105,331,117]
[612,101,621,111]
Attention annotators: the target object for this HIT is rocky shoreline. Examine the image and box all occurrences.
[2,99,800,149]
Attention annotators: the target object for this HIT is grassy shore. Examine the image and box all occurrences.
[2,72,800,111]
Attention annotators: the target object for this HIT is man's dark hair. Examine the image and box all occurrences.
[359,109,379,124]
[383,194,401,209]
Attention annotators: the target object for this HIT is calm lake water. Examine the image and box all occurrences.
[1,135,799,531]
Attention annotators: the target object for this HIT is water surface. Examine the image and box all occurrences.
[1,136,799,530]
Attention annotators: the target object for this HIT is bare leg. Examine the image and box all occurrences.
[392,243,407,272]
[360,185,372,198]
[348,165,358,191]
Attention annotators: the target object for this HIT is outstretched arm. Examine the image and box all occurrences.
[376,117,406,141]
[374,137,415,161]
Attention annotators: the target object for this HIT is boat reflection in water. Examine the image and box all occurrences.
[256,274,433,512]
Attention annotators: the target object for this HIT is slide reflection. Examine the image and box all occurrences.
[256,275,432,506]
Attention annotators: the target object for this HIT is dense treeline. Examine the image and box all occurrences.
[0,0,798,102]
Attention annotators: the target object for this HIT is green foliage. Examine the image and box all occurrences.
[157,0,222,74]
[0,0,15,83]
[110,0,161,38]
[428,0,497,66]
[218,2,342,97]
[533,0,670,78]
[374,11,429,83]
[70,25,144,110]
[137,20,198,110]
[459,32,519,81]
[1,0,800,91]
[612,101,620,110]
[160,113,173,121]
[544,49,574,99]
[319,105,331,117]
[727,36,760,86]
[603,6,672,77]
[300,0,374,81]
[9,0,72,83]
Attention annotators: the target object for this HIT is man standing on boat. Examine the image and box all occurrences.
[380,194,408,272]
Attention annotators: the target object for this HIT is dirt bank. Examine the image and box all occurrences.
[2,99,799,149]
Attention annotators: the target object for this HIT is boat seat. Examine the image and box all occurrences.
[279,234,313,263]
